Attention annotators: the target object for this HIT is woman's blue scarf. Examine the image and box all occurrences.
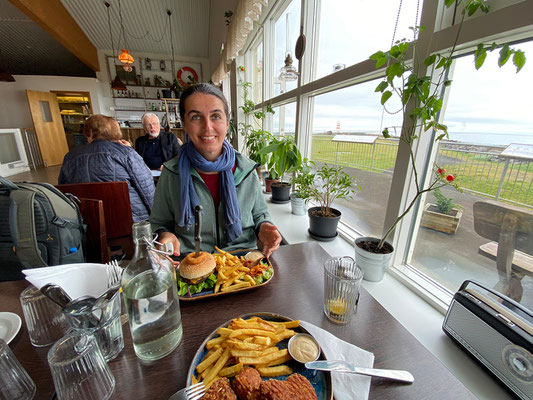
[177,140,242,242]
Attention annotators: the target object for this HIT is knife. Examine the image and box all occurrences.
[305,360,414,383]
[194,205,203,256]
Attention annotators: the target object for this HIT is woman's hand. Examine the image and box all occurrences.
[158,232,181,257]
[258,222,282,258]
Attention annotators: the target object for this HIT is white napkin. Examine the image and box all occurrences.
[22,263,114,300]
[300,321,374,400]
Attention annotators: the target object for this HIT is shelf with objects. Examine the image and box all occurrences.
[106,55,202,132]
[52,91,93,149]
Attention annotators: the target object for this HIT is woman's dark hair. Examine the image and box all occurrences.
[179,83,229,120]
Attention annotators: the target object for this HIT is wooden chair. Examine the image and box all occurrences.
[78,198,108,263]
[473,200,533,301]
[56,182,134,258]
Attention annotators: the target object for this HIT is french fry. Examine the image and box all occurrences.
[196,347,223,373]
[232,320,276,332]
[238,348,288,365]
[229,329,278,340]
[230,346,277,358]
[216,327,234,337]
[257,353,293,367]
[257,365,293,377]
[220,282,251,292]
[269,320,301,329]
[206,336,226,349]
[277,329,296,340]
[203,347,231,384]
[219,362,243,377]
[244,274,256,286]
[191,374,199,384]
[226,339,266,350]
[253,336,271,345]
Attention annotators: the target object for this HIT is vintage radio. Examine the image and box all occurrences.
[443,280,533,399]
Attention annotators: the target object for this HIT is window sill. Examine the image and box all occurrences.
[264,193,511,399]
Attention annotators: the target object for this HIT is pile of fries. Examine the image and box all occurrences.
[192,316,299,388]
[212,247,267,294]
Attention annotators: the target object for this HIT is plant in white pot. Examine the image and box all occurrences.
[355,0,526,281]
[290,159,314,215]
[293,161,359,241]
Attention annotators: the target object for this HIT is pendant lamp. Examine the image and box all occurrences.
[105,2,126,90]
[118,49,134,64]
[279,14,298,82]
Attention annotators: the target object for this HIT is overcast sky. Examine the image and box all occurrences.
[270,0,533,146]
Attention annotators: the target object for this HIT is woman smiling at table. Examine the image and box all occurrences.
[150,83,281,258]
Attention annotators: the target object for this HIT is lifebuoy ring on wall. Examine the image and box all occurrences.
[177,67,199,87]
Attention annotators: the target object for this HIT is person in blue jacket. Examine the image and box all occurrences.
[59,114,155,260]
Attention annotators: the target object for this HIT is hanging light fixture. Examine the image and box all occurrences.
[117,0,134,68]
[0,47,15,82]
[118,49,134,65]
[105,2,127,91]
[279,14,298,82]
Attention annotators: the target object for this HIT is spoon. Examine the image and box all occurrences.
[40,284,72,307]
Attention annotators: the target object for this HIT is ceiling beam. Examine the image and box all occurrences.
[9,0,99,72]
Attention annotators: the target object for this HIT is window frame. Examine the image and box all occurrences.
[239,0,533,312]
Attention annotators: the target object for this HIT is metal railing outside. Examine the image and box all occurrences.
[311,135,533,208]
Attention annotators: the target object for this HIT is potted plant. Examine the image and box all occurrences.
[258,134,302,202]
[237,66,276,186]
[290,159,314,215]
[421,187,463,234]
[293,161,358,240]
[355,0,526,281]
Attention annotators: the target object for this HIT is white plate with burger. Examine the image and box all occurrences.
[177,249,274,300]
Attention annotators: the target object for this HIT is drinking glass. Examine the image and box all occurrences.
[0,338,36,400]
[62,290,124,361]
[19,285,69,347]
[48,331,115,400]
[323,256,363,324]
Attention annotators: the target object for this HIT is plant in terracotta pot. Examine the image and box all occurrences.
[355,0,526,281]
[257,134,302,203]
[293,161,358,240]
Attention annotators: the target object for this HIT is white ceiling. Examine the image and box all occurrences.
[61,0,211,59]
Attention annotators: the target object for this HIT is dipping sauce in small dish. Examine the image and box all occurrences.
[288,333,320,363]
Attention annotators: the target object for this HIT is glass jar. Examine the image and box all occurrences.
[121,221,182,361]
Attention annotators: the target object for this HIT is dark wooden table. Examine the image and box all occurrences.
[2,242,476,399]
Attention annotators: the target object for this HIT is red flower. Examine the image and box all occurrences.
[239,66,246,72]
[446,174,455,182]
[437,168,446,175]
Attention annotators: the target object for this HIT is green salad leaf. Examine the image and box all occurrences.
[177,272,217,297]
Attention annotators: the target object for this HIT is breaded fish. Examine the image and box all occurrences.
[202,377,237,400]
[260,373,317,400]
[232,367,262,400]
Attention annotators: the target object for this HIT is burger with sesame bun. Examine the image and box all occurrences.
[177,251,217,297]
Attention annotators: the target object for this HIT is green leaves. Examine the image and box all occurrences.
[382,128,390,138]
[498,44,511,67]
[474,44,487,69]
[513,50,526,73]
[375,81,388,93]
[381,91,393,105]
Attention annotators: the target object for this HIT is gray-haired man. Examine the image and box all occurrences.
[135,113,181,170]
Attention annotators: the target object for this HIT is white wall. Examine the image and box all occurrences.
[208,0,238,80]
[0,76,102,131]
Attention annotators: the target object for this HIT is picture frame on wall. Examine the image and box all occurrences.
[115,65,137,85]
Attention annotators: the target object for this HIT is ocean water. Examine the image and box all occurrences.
[447,132,533,146]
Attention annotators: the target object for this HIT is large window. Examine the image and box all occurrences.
[242,0,533,310]
[309,81,403,238]
[314,0,421,80]
[409,41,533,310]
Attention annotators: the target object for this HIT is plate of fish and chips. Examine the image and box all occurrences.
[177,248,275,301]
[187,312,333,399]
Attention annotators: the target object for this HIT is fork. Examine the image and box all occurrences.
[106,260,123,287]
[168,382,206,400]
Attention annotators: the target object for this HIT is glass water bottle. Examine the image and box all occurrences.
[121,221,182,361]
